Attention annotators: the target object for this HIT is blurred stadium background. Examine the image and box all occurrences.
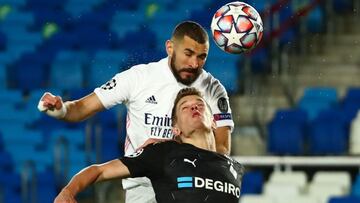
[0,0,359,202]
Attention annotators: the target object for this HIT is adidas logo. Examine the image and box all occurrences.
[145,95,158,104]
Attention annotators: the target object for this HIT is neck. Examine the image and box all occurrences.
[181,129,216,152]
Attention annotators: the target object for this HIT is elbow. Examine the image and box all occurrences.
[217,145,230,155]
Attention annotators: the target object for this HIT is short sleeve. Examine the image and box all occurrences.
[120,142,168,179]
[207,79,234,131]
[94,66,141,109]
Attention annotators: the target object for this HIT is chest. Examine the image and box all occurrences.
[163,150,242,188]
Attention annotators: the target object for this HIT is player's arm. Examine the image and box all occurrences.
[214,126,231,155]
[38,92,104,122]
[54,159,130,203]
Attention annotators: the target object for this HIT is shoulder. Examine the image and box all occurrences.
[224,154,244,172]
[197,70,228,99]
[144,140,180,152]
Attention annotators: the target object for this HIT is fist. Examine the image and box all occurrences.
[38,92,67,119]
[38,92,63,111]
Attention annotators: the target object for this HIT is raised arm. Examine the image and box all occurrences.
[54,159,130,203]
[38,92,104,122]
[214,126,231,155]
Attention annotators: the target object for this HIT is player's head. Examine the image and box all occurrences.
[166,21,209,86]
[171,87,216,139]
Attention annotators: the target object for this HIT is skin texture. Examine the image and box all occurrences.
[54,94,220,203]
[166,36,231,155]
[40,35,231,155]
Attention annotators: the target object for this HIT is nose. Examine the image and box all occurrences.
[191,105,198,111]
[189,57,199,69]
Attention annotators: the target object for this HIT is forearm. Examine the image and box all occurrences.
[62,93,104,122]
[215,126,231,155]
[62,165,103,196]
[216,144,230,155]
[62,101,94,122]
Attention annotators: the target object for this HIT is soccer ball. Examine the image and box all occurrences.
[210,1,263,54]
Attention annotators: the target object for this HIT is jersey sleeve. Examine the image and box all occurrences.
[207,79,234,131]
[119,142,168,179]
[93,66,142,109]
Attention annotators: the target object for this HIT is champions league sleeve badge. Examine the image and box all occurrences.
[126,148,144,158]
[101,78,117,90]
[217,97,228,113]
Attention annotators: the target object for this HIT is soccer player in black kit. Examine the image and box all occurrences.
[54,87,244,203]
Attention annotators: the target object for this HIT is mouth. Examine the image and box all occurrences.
[192,112,201,118]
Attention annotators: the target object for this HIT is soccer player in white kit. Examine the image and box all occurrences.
[38,21,234,203]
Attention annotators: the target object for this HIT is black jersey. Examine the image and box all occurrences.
[120,141,244,203]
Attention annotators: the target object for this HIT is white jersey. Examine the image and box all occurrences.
[94,57,234,188]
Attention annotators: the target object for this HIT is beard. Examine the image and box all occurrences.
[170,52,201,86]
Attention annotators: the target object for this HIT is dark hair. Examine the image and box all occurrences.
[171,21,209,44]
[171,87,204,126]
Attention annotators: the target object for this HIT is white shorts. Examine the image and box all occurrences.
[125,184,157,203]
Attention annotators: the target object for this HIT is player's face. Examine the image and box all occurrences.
[175,95,213,135]
[169,36,209,85]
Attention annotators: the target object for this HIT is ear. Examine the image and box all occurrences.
[166,40,173,56]
[172,126,181,136]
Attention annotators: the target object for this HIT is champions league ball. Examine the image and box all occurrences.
[210,1,263,54]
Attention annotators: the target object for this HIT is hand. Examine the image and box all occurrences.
[38,92,67,119]
[54,189,77,203]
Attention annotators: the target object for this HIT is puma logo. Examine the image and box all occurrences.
[184,158,197,167]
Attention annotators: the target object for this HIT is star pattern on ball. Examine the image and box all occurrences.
[221,24,245,47]
[211,14,222,31]
[225,4,249,23]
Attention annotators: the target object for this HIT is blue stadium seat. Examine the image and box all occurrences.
[308,109,347,155]
[332,0,353,13]
[88,50,127,88]
[75,10,114,29]
[302,87,338,102]
[110,10,145,38]
[277,2,299,48]
[9,52,49,90]
[98,127,122,162]
[342,88,360,124]
[353,174,360,198]
[25,0,64,9]
[31,114,67,135]
[0,151,14,172]
[0,31,6,51]
[73,27,117,52]
[329,196,360,203]
[205,57,241,95]
[96,109,118,129]
[39,32,76,54]
[126,48,164,68]
[250,47,271,74]
[118,26,157,53]
[50,61,83,90]
[241,171,264,194]
[0,10,34,28]
[267,109,307,155]
[65,0,104,16]
[0,0,26,7]
[0,89,22,103]
[49,50,88,90]
[31,8,71,30]
[298,87,338,121]
[306,5,325,33]
[36,169,57,203]
[0,172,21,203]
[49,129,85,149]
